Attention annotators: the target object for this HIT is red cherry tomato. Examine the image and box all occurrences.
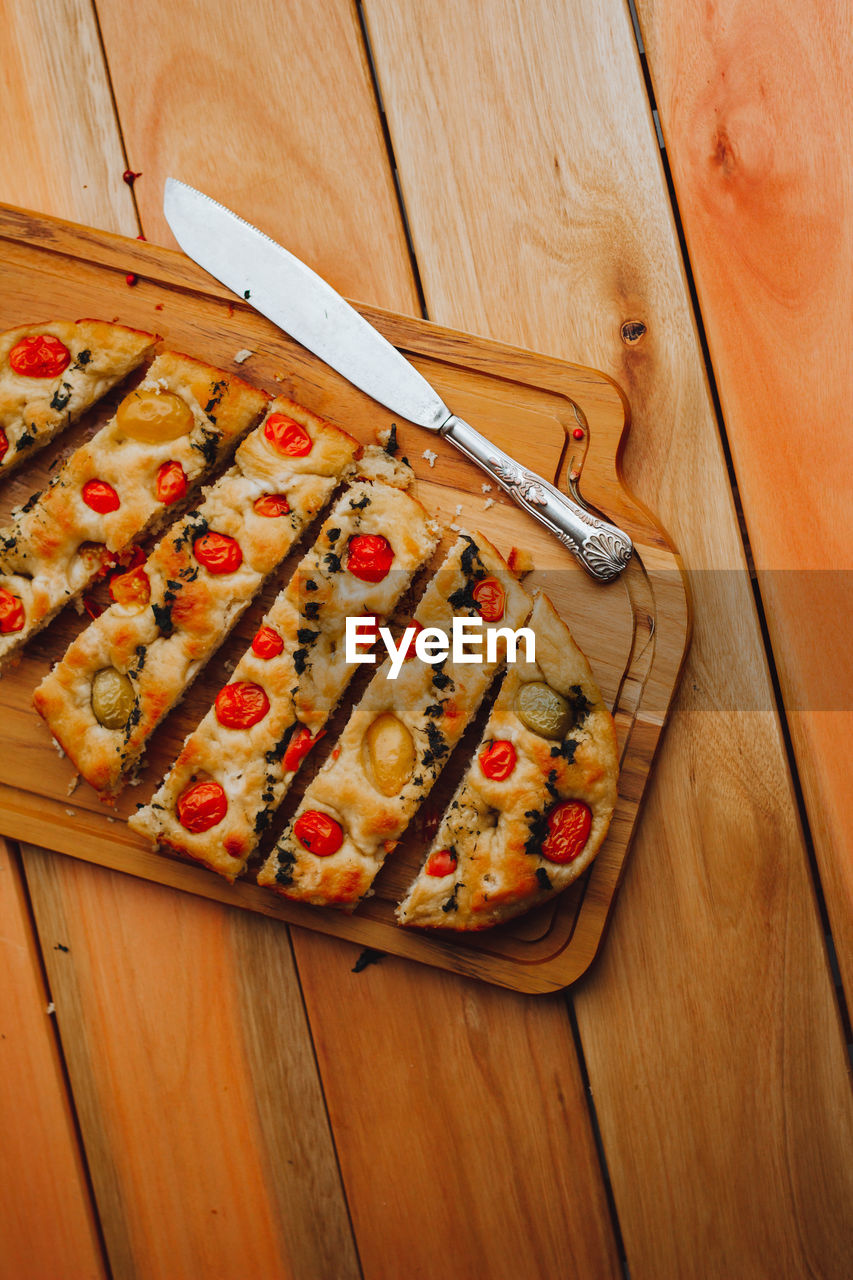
[0,588,25,633]
[109,565,151,609]
[9,333,71,378]
[215,681,270,729]
[282,725,324,773]
[346,534,394,583]
[540,799,592,865]
[479,739,517,781]
[176,780,228,833]
[82,479,120,514]
[0,428,8,464]
[155,460,187,505]
[252,625,284,659]
[264,413,312,457]
[472,577,505,622]
[253,493,291,517]
[402,620,424,661]
[425,848,457,878]
[193,531,243,575]
[294,809,344,856]
[76,541,112,578]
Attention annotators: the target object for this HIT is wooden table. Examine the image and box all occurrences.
[2,2,850,1276]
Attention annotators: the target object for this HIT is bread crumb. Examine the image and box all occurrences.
[46,1002,55,1015]
[449,521,462,532]
[233,348,253,364]
[52,738,66,759]
[454,503,463,516]
[223,659,236,674]
[483,497,495,510]
[481,482,493,493]
[66,774,80,797]
[508,546,535,576]
[422,448,438,468]
[64,808,76,817]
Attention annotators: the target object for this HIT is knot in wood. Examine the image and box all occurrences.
[620,319,647,345]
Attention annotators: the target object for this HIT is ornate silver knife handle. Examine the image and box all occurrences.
[440,415,633,582]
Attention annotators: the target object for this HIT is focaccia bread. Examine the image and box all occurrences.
[130,472,440,879]
[0,319,158,475]
[33,397,360,797]
[0,351,269,669]
[397,592,619,929]
[258,532,532,910]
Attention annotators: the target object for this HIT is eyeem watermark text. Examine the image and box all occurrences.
[345,617,535,679]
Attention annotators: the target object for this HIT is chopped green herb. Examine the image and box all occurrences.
[151,601,174,637]
[49,383,72,412]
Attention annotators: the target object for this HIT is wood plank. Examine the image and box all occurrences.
[0,0,135,237]
[633,0,853,993]
[93,0,420,311]
[24,844,360,1280]
[0,839,105,1280]
[295,933,621,1280]
[360,0,853,1275]
[0,2,392,1273]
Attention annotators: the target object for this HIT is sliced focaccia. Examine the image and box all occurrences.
[258,532,533,910]
[397,593,619,930]
[33,397,360,797]
[130,471,440,879]
[0,319,158,475]
[0,350,269,669]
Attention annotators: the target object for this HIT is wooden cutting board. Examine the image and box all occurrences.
[0,204,689,992]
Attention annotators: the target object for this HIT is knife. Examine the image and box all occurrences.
[163,178,633,581]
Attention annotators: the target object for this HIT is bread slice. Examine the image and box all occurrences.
[397,592,619,929]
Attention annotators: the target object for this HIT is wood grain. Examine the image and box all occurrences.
[24,844,360,1280]
[295,933,622,1280]
[361,0,853,1274]
[633,0,853,993]
[94,0,420,311]
[0,838,105,1280]
[0,0,136,238]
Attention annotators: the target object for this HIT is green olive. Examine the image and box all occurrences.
[91,667,135,730]
[514,680,573,740]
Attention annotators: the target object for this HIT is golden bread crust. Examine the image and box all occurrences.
[259,532,533,909]
[33,396,358,797]
[0,352,269,670]
[396,592,619,929]
[130,474,440,879]
[0,319,158,473]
